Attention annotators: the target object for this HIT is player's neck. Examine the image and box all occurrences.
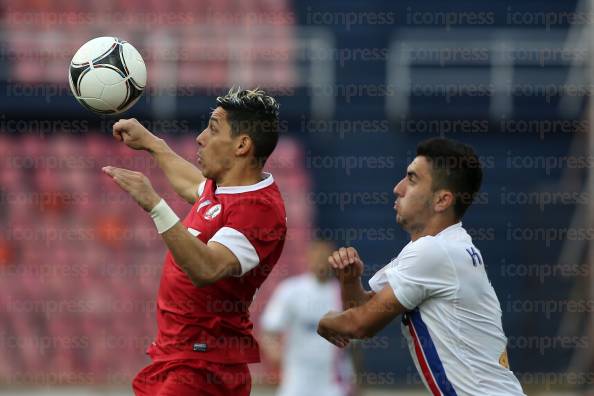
[409,217,458,241]
[217,165,264,187]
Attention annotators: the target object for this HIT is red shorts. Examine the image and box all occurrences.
[132,359,251,396]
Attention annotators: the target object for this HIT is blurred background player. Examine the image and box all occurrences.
[103,88,287,395]
[261,241,357,396]
[317,138,526,396]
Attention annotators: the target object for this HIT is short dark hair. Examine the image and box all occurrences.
[216,87,280,166]
[416,138,483,219]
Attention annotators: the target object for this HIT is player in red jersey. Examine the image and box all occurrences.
[102,88,287,395]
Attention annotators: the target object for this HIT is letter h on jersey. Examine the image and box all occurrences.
[465,247,483,267]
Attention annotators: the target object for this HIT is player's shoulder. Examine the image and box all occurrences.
[405,235,447,260]
[224,192,286,227]
[393,236,459,289]
[240,187,284,208]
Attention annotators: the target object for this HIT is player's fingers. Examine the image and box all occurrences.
[330,252,345,268]
[103,166,138,177]
[320,330,337,345]
[328,334,349,348]
[106,169,130,185]
[116,118,132,127]
[102,167,137,186]
[102,166,129,178]
[107,173,131,192]
[114,167,139,177]
[102,166,116,177]
[335,337,350,348]
[113,119,136,137]
[113,119,126,131]
[332,251,346,269]
[112,128,123,141]
[349,246,359,259]
[328,255,339,269]
[346,247,358,263]
[338,247,349,266]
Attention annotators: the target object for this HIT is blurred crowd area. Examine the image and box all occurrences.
[0,133,311,385]
[1,0,297,89]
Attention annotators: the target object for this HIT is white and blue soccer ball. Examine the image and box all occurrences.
[69,37,147,114]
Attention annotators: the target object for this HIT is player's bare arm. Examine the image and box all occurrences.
[161,224,241,286]
[329,247,375,309]
[317,285,406,347]
[113,118,204,204]
[102,165,240,287]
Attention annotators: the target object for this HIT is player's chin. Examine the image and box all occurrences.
[202,169,215,180]
[197,163,210,177]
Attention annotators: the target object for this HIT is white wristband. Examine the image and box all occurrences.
[149,199,180,234]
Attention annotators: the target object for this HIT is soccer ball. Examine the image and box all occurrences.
[69,37,147,114]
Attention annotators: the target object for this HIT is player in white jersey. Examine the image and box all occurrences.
[261,241,355,396]
[317,138,526,396]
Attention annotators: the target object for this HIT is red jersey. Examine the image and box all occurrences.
[147,173,287,364]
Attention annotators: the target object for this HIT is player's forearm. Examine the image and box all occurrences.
[322,308,382,339]
[322,287,403,340]
[319,309,363,339]
[340,278,374,309]
[148,138,204,204]
[160,222,224,287]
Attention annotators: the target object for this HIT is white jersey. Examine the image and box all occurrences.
[369,222,525,396]
[261,273,353,396]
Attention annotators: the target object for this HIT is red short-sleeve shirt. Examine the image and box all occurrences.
[147,173,287,363]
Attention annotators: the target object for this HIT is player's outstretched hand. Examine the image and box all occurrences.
[112,118,159,151]
[102,166,161,212]
[317,311,351,348]
[328,247,364,283]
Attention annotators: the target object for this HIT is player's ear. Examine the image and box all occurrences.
[235,134,252,156]
[433,189,454,213]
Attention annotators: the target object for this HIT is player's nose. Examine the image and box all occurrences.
[394,178,406,197]
[196,129,207,147]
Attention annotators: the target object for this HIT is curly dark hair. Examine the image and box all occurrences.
[416,138,483,219]
[216,87,280,166]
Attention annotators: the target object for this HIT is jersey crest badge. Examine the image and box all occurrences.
[203,204,222,220]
